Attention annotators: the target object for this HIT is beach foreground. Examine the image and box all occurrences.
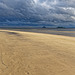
[0,29,75,75]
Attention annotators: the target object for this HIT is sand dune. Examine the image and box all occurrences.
[0,29,75,75]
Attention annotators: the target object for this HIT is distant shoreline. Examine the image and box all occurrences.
[0,26,75,29]
[0,27,75,37]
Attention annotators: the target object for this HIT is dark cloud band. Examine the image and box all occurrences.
[0,0,75,27]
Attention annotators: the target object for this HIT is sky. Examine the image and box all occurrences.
[0,0,75,27]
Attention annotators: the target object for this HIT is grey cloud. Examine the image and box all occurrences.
[0,0,75,27]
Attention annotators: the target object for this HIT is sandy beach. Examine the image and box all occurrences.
[0,29,75,75]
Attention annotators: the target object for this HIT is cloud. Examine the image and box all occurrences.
[0,0,75,27]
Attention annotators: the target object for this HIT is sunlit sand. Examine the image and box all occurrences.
[0,29,75,75]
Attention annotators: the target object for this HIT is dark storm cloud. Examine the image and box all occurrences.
[0,0,75,26]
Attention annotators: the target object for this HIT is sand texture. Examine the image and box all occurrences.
[0,29,75,75]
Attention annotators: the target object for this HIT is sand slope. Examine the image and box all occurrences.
[0,29,75,75]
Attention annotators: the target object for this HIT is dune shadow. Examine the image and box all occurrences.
[6,32,21,36]
[0,30,21,36]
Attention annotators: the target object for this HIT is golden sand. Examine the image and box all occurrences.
[0,29,75,75]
